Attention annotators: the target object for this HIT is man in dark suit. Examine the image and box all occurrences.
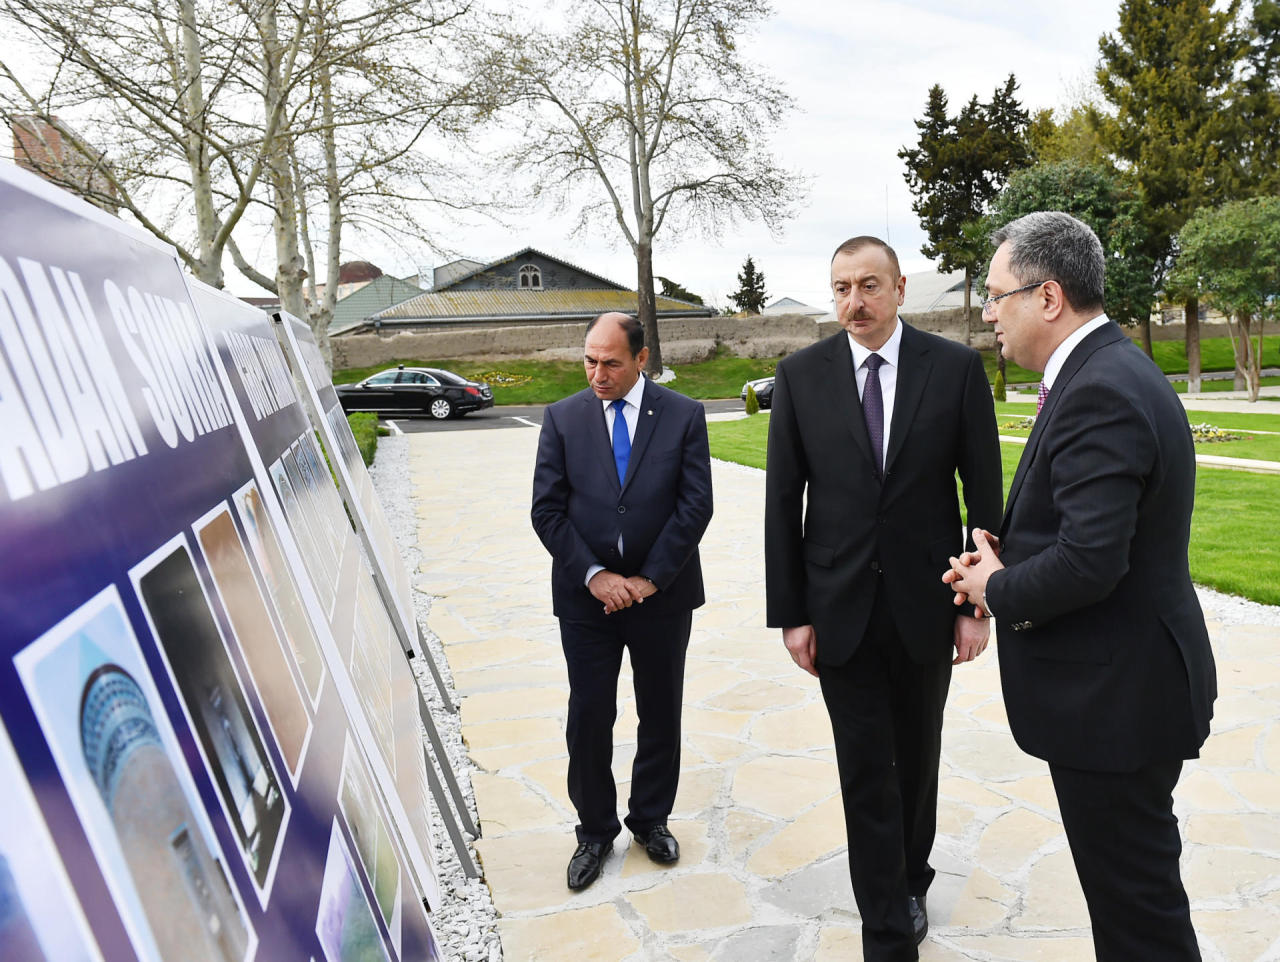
[531,312,713,891]
[765,236,1002,959]
[945,211,1216,959]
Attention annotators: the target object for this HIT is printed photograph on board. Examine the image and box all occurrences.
[270,458,337,615]
[391,663,441,904]
[349,570,396,773]
[290,436,349,561]
[315,820,391,962]
[14,588,255,962]
[132,539,288,894]
[281,446,341,592]
[195,505,314,778]
[338,737,402,950]
[235,482,326,702]
[0,720,105,962]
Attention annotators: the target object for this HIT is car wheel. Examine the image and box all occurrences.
[429,398,453,419]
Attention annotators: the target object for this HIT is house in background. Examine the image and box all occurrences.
[329,274,424,334]
[11,115,118,214]
[345,247,713,333]
[900,268,974,314]
[763,296,828,317]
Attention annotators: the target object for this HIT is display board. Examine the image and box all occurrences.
[0,164,444,961]
[272,314,479,861]
[276,317,420,656]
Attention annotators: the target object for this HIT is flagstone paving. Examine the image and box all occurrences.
[408,426,1280,961]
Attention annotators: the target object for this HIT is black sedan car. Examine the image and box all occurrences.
[336,365,494,419]
[740,376,774,410]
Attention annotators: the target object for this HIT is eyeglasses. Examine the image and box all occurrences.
[981,281,1046,316]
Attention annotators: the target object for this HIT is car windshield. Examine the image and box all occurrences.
[428,369,467,385]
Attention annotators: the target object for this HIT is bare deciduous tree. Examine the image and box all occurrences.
[1,0,478,362]
[481,0,805,374]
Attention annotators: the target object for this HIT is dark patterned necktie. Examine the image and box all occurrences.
[1036,380,1049,415]
[863,353,885,477]
[611,398,630,484]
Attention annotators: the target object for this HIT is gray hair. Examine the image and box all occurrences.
[990,211,1105,314]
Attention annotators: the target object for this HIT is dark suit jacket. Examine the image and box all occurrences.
[531,379,713,622]
[765,324,1003,664]
[988,321,1217,772]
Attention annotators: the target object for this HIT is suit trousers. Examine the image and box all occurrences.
[558,607,692,844]
[818,586,952,962]
[1050,759,1200,961]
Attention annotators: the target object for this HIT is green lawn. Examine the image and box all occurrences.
[1172,375,1280,394]
[1151,335,1280,375]
[707,414,1280,605]
[331,335,1280,406]
[332,353,776,405]
[992,402,1280,461]
[1190,469,1280,604]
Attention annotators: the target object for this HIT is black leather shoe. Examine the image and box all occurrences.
[633,824,680,864]
[909,895,928,945]
[567,841,610,890]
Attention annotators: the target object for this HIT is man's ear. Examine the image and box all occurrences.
[1041,280,1067,321]
[637,346,650,369]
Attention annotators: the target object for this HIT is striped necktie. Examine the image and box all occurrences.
[863,353,885,477]
[1036,380,1049,415]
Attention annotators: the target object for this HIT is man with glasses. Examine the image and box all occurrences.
[946,211,1216,959]
[765,235,1002,959]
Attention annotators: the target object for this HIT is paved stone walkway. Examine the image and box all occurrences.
[408,427,1280,962]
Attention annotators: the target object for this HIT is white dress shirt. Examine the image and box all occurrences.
[847,318,903,472]
[585,375,647,585]
[601,374,645,444]
[1042,313,1110,393]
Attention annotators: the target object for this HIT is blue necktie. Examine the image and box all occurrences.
[863,353,885,478]
[611,398,630,484]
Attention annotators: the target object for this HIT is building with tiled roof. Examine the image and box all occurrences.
[329,274,424,334]
[344,247,712,333]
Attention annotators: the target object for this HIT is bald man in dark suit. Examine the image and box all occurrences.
[532,312,713,892]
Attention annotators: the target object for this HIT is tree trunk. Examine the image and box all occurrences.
[1138,314,1153,358]
[1250,316,1264,403]
[1184,296,1201,393]
[1227,311,1247,390]
[962,266,973,347]
[315,26,339,372]
[258,1,306,320]
[177,0,223,287]
[637,241,662,376]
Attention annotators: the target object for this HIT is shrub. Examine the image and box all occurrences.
[347,412,379,466]
[993,369,1007,402]
[745,384,760,415]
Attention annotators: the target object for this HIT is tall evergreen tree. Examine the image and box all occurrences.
[729,255,767,314]
[657,275,704,305]
[899,75,1030,346]
[1093,0,1245,389]
[984,162,1155,334]
[1233,0,1280,196]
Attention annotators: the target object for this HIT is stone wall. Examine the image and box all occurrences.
[331,313,825,369]
[330,307,1000,370]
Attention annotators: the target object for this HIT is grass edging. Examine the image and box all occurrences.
[347,412,380,466]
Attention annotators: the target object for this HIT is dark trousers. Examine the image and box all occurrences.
[1050,759,1200,961]
[558,608,692,844]
[818,590,952,962]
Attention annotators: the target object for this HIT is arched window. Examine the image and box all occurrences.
[519,264,542,289]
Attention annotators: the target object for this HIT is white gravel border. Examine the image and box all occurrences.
[368,434,503,962]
